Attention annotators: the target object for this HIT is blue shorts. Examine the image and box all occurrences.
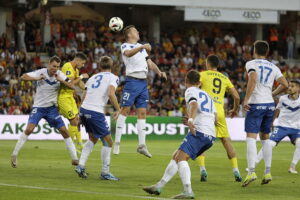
[270,126,300,144]
[80,107,110,139]
[28,106,65,129]
[121,77,149,108]
[179,131,215,160]
[245,103,275,134]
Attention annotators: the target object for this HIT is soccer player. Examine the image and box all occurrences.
[58,52,89,153]
[113,25,167,157]
[242,40,288,187]
[11,56,78,167]
[75,56,120,180]
[143,70,217,199]
[195,55,242,182]
[254,79,300,174]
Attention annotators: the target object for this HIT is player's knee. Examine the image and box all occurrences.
[59,127,69,138]
[120,107,130,116]
[24,127,33,135]
[70,116,79,126]
[137,109,146,119]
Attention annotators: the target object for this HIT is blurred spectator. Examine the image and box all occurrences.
[286,33,295,59]
[0,17,296,117]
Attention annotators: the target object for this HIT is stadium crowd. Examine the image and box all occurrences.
[0,19,299,116]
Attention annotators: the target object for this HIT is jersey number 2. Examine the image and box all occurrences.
[199,92,213,113]
[92,75,103,88]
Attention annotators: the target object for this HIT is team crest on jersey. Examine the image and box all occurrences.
[121,45,126,49]
[66,71,71,75]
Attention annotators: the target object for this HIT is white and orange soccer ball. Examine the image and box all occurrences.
[109,17,124,32]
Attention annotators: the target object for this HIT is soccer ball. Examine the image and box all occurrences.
[109,17,123,32]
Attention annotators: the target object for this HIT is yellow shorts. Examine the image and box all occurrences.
[215,108,230,138]
[58,95,78,119]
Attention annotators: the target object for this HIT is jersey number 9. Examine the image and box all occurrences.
[212,78,222,94]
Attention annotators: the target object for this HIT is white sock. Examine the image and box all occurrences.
[79,140,94,167]
[137,119,146,146]
[246,137,257,174]
[12,133,28,156]
[115,114,126,143]
[291,139,300,169]
[262,139,275,174]
[200,166,206,171]
[178,161,192,193]
[257,141,276,166]
[101,146,111,174]
[156,160,178,188]
[256,148,263,166]
[64,137,78,160]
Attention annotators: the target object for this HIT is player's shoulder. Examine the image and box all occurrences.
[37,68,47,73]
[245,59,257,67]
[185,86,201,97]
[279,94,289,101]
[62,62,72,69]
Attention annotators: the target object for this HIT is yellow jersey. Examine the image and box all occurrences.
[200,70,234,110]
[59,62,79,97]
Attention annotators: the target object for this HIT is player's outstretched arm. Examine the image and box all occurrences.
[21,73,45,81]
[243,72,257,111]
[147,59,167,80]
[228,87,240,118]
[272,76,289,97]
[55,75,75,90]
[70,73,89,86]
[108,85,121,120]
[123,44,151,57]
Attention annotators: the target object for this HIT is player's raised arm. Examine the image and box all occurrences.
[123,43,150,57]
[147,59,167,80]
[228,87,240,118]
[21,71,45,81]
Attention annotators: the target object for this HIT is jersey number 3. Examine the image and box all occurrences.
[92,75,103,88]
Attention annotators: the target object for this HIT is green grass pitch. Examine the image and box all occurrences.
[0,140,299,200]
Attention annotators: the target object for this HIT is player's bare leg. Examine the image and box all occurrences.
[113,106,129,155]
[59,126,79,166]
[242,133,258,187]
[221,137,242,182]
[11,123,35,168]
[136,107,152,158]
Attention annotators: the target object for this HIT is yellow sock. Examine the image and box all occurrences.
[68,124,77,141]
[75,129,82,144]
[196,155,205,167]
[231,157,238,169]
